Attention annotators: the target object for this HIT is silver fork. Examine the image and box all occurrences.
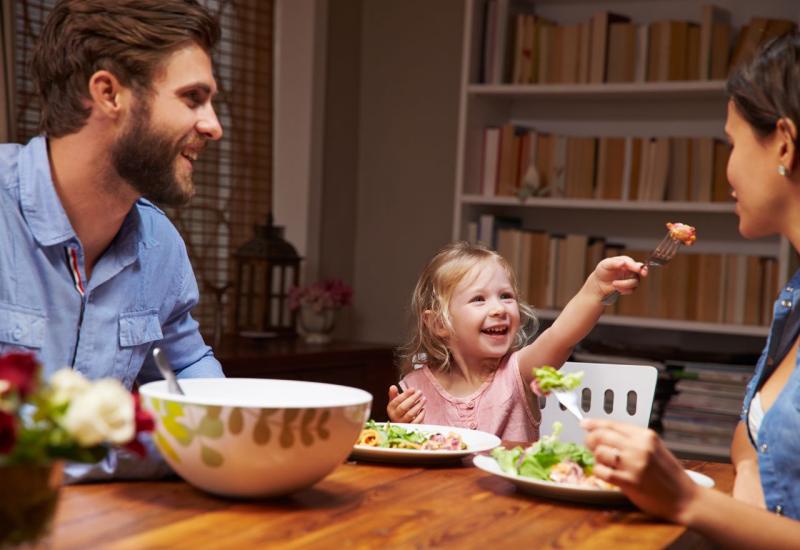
[553,389,583,420]
[601,232,682,305]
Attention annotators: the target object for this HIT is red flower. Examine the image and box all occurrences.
[0,410,17,454]
[123,392,154,457]
[0,352,39,398]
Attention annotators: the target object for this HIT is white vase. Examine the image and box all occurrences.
[298,305,336,344]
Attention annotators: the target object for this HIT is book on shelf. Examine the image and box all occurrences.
[480,127,501,197]
[482,4,797,86]
[674,379,746,398]
[662,429,733,453]
[662,408,740,437]
[469,217,779,327]
[590,11,631,83]
[478,126,730,204]
[699,4,731,80]
[606,22,637,83]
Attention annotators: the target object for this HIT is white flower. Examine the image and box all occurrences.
[49,368,91,406]
[61,379,135,446]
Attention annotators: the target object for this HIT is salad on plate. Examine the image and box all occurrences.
[357,419,467,451]
[490,422,614,490]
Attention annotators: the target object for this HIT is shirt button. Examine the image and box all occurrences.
[787,286,794,292]
[469,422,477,429]
[775,504,784,515]
[761,443,768,453]
[781,300,792,308]
[466,401,475,409]
[12,327,22,341]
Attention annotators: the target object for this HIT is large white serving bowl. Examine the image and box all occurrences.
[139,378,372,498]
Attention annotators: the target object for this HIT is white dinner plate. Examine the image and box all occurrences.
[472,455,715,505]
[350,423,501,464]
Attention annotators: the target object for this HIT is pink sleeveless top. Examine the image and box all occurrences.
[399,351,540,442]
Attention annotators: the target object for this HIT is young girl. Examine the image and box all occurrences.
[386,241,644,441]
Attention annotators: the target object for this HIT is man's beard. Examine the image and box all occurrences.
[111,100,195,207]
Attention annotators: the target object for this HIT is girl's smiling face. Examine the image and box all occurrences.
[445,259,520,368]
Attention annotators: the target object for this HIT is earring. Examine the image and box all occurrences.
[778,165,788,176]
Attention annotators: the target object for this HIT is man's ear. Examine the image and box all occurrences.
[776,117,798,173]
[423,310,450,339]
[87,70,126,120]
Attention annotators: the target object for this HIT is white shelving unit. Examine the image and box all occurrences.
[452,0,799,339]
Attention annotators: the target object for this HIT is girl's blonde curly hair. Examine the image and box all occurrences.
[398,241,538,376]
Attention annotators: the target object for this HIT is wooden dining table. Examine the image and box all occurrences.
[50,454,733,549]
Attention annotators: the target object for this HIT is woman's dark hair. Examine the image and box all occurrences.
[726,30,800,140]
[32,0,220,137]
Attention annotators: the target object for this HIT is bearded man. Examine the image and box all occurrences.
[0,0,225,481]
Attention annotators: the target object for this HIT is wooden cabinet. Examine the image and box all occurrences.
[215,337,396,421]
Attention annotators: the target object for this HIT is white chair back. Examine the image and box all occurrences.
[539,362,658,444]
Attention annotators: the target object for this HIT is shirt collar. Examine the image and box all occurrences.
[18,136,156,257]
[19,136,76,246]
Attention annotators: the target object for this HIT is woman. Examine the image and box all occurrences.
[583,31,800,548]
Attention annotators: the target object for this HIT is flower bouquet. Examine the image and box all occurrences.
[0,351,153,547]
[288,278,353,314]
[288,279,353,344]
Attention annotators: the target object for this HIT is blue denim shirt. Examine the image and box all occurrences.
[1,136,224,481]
[741,268,800,519]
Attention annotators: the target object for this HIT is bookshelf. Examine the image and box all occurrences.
[453,0,800,340]
[455,0,800,460]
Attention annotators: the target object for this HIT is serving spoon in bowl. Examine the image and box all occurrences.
[152,347,185,395]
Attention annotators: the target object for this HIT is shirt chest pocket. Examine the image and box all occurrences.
[0,303,46,352]
[116,310,163,384]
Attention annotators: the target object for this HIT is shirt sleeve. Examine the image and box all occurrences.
[136,254,224,386]
[62,433,174,484]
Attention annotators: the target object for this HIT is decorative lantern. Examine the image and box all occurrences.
[233,215,301,337]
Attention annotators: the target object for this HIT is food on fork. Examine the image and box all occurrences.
[356,420,467,450]
[666,222,697,246]
[533,366,583,392]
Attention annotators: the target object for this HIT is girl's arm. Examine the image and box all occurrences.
[517,256,644,384]
[583,418,798,550]
[730,420,766,507]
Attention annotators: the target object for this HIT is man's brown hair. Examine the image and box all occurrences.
[32,0,220,137]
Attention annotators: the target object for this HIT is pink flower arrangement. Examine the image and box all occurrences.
[288,279,353,313]
[0,351,154,465]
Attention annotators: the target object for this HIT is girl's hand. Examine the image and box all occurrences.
[582,418,700,524]
[387,385,426,423]
[592,255,646,297]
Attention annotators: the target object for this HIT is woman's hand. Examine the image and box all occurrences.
[591,256,646,297]
[582,418,700,524]
[387,385,425,423]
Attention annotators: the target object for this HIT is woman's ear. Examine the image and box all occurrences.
[776,117,798,173]
[87,70,127,121]
[422,310,450,339]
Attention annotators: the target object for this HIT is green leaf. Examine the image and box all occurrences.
[197,415,224,439]
[163,417,193,446]
[201,445,224,468]
[228,408,244,435]
[164,401,185,418]
[155,432,181,463]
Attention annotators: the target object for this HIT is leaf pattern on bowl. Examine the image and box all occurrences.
[146,397,346,469]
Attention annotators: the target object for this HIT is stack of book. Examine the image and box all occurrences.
[479,2,796,85]
[478,126,730,203]
[660,360,752,459]
[470,221,780,327]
